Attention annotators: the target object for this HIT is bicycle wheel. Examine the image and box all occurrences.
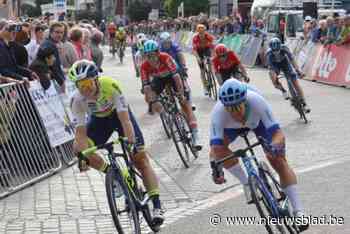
[181,113,199,158]
[249,175,285,234]
[160,112,171,139]
[206,67,217,101]
[287,80,307,124]
[170,113,190,168]
[105,168,141,234]
[259,162,299,234]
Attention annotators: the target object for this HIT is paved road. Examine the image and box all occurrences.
[0,47,349,233]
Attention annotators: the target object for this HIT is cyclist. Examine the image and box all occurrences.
[192,24,215,96]
[133,33,148,78]
[140,40,201,148]
[115,27,127,52]
[68,60,164,226]
[266,37,311,113]
[209,79,309,232]
[212,44,250,85]
[107,22,117,52]
[159,31,196,111]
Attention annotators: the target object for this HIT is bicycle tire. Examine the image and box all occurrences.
[105,168,141,234]
[287,80,307,124]
[259,162,299,234]
[170,113,190,168]
[249,175,285,234]
[138,186,161,233]
[208,69,218,100]
[181,113,199,158]
[160,112,171,139]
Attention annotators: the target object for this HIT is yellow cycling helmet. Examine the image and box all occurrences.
[196,24,206,33]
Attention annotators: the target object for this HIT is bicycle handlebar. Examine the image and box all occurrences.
[80,137,128,157]
[215,141,261,165]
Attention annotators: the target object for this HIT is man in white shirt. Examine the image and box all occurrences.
[25,24,45,66]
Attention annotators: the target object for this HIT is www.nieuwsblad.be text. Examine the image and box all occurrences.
[209,213,345,227]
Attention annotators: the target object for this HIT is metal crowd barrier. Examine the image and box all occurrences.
[0,82,76,199]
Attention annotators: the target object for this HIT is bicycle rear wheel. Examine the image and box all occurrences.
[170,113,190,168]
[105,168,141,234]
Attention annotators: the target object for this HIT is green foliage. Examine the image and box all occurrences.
[127,0,152,22]
[164,0,209,17]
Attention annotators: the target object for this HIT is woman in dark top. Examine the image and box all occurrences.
[29,46,57,90]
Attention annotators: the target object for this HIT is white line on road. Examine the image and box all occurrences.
[157,157,349,230]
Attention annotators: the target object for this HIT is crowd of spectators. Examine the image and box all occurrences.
[0,18,104,91]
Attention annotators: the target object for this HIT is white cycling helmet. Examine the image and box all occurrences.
[160,32,171,42]
[68,59,99,83]
[137,33,147,42]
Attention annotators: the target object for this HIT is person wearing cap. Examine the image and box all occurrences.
[0,19,37,81]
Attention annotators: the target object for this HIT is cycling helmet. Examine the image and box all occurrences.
[118,27,124,32]
[196,24,206,32]
[219,79,247,106]
[68,60,99,83]
[160,32,171,42]
[269,37,281,51]
[143,40,159,53]
[214,44,228,56]
[137,33,147,42]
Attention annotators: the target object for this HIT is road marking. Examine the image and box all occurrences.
[155,157,349,231]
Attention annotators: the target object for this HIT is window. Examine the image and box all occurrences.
[210,4,218,18]
[267,15,279,33]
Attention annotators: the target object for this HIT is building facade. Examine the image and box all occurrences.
[209,0,253,19]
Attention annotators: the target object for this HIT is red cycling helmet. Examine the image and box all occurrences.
[215,44,228,56]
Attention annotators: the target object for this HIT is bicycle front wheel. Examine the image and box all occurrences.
[287,80,308,124]
[170,113,190,168]
[249,175,285,234]
[160,112,171,139]
[206,68,218,101]
[105,168,141,234]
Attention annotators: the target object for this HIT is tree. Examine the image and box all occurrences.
[127,0,152,22]
[164,0,209,17]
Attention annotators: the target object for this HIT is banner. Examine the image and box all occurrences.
[29,81,74,147]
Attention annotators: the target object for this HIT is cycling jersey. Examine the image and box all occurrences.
[210,90,280,146]
[107,24,117,34]
[140,52,177,84]
[192,32,215,52]
[212,51,241,74]
[70,76,128,126]
[266,45,298,80]
[116,31,127,41]
[160,42,182,69]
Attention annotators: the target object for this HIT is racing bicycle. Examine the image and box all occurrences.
[202,55,218,100]
[157,81,200,168]
[79,138,160,234]
[211,131,301,233]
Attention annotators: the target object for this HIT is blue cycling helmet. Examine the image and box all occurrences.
[143,40,159,53]
[219,79,247,106]
[269,37,281,51]
[160,32,171,42]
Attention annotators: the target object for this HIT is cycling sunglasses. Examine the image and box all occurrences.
[145,52,158,60]
[76,78,95,90]
[218,53,227,59]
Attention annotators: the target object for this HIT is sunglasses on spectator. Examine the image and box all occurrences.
[5,24,22,32]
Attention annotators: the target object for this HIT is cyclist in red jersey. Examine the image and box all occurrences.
[107,22,117,49]
[141,40,200,147]
[192,24,215,95]
[212,44,250,85]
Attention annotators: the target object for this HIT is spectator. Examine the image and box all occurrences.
[81,28,92,60]
[29,46,57,90]
[90,29,104,71]
[337,15,350,45]
[25,24,45,65]
[303,16,313,41]
[312,20,328,43]
[70,27,85,60]
[12,29,30,67]
[325,16,337,44]
[0,20,36,81]
[40,22,65,92]
[59,22,77,73]
[99,19,106,45]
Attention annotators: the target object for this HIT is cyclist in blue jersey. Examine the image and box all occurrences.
[209,79,309,232]
[266,37,310,113]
